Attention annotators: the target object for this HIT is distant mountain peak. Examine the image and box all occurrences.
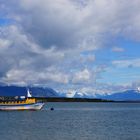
[136,87,140,93]
[0,85,58,97]
[100,89,140,101]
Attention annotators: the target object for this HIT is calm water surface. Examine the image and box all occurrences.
[0,102,140,140]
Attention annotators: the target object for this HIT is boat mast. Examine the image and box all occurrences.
[27,88,32,98]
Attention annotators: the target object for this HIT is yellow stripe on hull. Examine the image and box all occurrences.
[0,103,45,111]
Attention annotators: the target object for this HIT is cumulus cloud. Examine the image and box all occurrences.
[0,25,66,85]
[0,0,140,94]
[4,0,140,50]
[72,69,91,84]
[1,68,69,86]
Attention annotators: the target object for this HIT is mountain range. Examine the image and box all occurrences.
[71,89,140,101]
[0,86,57,97]
[100,89,140,101]
[63,89,140,101]
[0,85,140,101]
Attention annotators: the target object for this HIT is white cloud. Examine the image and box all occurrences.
[0,25,68,85]
[112,47,124,52]
[72,69,91,84]
[1,68,69,86]
[1,0,140,94]
[0,39,11,50]
[112,59,140,68]
[4,0,140,51]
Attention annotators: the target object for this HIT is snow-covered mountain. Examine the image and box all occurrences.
[62,91,96,98]
[1,85,140,101]
[101,89,140,101]
[62,88,140,101]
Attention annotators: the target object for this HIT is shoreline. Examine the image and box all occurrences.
[36,97,140,103]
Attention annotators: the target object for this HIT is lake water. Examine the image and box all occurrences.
[0,102,140,140]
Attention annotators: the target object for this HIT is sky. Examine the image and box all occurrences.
[0,0,140,95]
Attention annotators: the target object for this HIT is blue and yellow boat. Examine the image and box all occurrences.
[0,89,44,111]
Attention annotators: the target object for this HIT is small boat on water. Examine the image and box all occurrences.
[0,89,44,111]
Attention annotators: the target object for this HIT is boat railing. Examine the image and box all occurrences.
[0,97,36,105]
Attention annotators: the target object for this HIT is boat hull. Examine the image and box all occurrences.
[0,102,45,111]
